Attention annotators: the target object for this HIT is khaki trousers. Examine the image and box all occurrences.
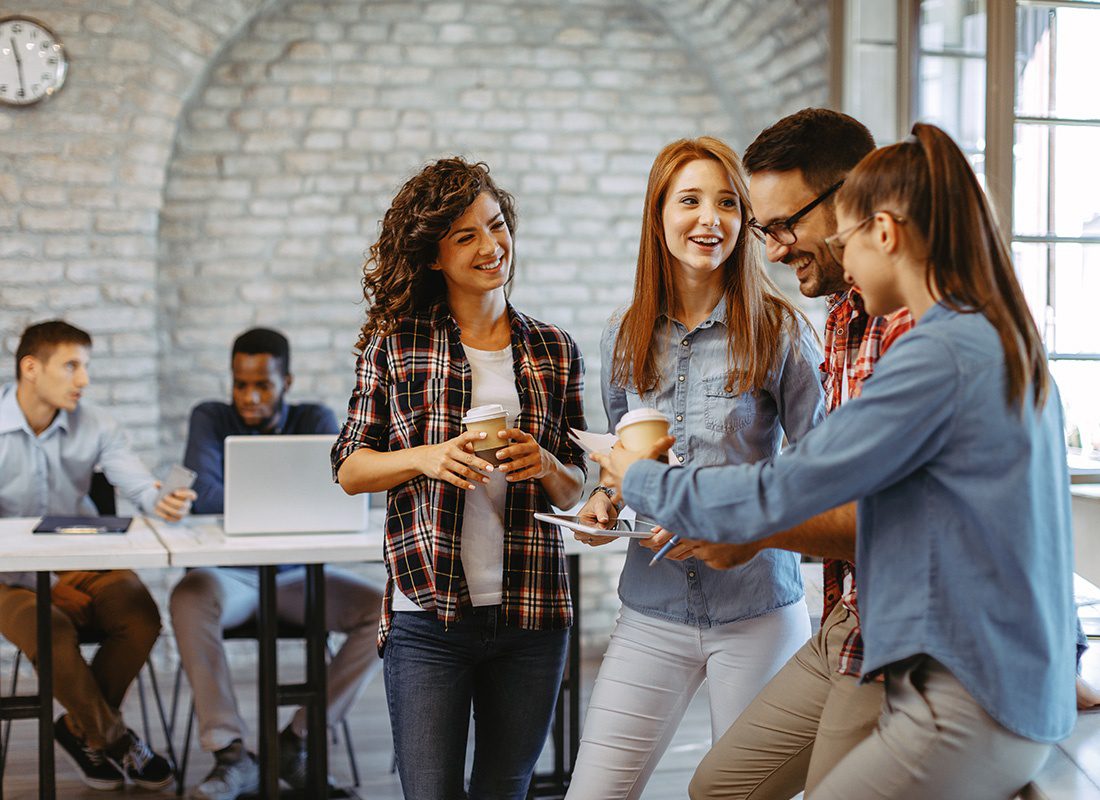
[0,570,161,749]
[812,656,1050,800]
[690,601,884,800]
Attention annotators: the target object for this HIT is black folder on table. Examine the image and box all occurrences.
[32,515,133,534]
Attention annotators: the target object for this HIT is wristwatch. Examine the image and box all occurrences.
[590,485,620,508]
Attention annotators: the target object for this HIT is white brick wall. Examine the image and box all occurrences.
[2,0,830,648]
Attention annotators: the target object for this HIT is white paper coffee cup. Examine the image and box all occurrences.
[463,404,509,464]
[615,408,670,455]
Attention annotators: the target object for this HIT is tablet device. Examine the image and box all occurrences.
[534,512,659,539]
[33,515,132,534]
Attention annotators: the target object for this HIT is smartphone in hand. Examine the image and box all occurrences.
[157,464,197,503]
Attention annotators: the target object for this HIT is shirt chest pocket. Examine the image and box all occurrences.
[389,377,448,447]
[702,375,757,434]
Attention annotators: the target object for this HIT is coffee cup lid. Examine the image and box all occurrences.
[615,408,669,434]
[463,404,507,424]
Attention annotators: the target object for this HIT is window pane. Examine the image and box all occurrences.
[1052,126,1100,238]
[1012,241,1050,332]
[920,0,987,53]
[1013,122,1049,237]
[1052,360,1100,456]
[919,55,986,156]
[918,0,987,180]
[1049,243,1100,354]
[1013,124,1100,238]
[1016,6,1100,120]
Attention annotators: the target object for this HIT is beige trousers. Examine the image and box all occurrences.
[811,656,1050,800]
[0,570,161,749]
[690,601,884,800]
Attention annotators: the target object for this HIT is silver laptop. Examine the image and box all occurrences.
[223,435,368,535]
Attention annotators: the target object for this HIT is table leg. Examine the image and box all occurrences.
[304,564,329,798]
[257,566,279,798]
[567,554,581,770]
[37,571,55,800]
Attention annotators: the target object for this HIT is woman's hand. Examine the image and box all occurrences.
[496,428,552,482]
[415,431,495,490]
[573,491,619,547]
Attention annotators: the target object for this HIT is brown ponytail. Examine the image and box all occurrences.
[836,123,1048,409]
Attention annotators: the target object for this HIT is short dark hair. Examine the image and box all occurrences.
[744,108,876,193]
[231,328,290,375]
[15,320,92,380]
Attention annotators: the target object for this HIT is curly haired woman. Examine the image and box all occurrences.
[331,158,588,800]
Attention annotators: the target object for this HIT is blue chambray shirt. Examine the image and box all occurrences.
[602,302,826,627]
[623,303,1076,742]
[0,382,160,590]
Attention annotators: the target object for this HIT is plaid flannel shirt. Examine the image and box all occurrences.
[820,288,914,675]
[331,302,587,652]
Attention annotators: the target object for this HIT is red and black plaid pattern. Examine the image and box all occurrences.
[332,302,587,651]
[820,288,914,675]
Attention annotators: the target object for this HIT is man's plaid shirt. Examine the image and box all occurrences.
[820,288,914,675]
[332,302,588,651]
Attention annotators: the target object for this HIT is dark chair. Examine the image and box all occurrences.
[0,471,177,780]
[169,620,360,795]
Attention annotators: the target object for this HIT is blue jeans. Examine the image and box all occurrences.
[384,606,569,800]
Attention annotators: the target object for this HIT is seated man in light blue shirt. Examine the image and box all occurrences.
[0,320,194,792]
[169,327,384,800]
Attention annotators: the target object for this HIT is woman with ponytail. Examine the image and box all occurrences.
[596,123,1074,799]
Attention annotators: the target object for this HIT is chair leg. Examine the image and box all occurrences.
[177,701,195,797]
[136,670,152,745]
[143,658,179,775]
[341,718,360,788]
[1,650,24,776]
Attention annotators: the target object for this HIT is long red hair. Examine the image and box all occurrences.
[613,137,808,395]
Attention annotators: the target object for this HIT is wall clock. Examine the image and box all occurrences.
[0,16,68,107]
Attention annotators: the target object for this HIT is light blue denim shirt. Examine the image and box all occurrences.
[602,302,826,627]
[0,383,159,589]
[623,303,1075,742]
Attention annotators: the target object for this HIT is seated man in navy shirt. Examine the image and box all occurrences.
[169,328,383,800]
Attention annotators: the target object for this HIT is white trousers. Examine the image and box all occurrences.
[169,566,384,753]
[811,656,1051,800]
[565,601,811,800]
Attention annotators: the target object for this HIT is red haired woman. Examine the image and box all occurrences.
[566,138,825,799]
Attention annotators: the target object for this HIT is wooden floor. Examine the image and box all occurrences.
[0,647,718,799]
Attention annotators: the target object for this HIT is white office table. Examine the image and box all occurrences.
[0,516,170,800]
[148,515,382,800]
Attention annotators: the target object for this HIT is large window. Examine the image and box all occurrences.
[1012,2,1100,453]
[844,0,1100,456]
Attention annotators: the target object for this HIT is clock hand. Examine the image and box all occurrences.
[10,38,26,95]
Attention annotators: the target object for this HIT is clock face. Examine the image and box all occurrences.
[0,16,67,107]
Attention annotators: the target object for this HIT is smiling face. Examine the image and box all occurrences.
[23,343,90,413]
[835,207,903,317]
[749,169,847,298]
[432,191,513,300]
[232,352,290,430]
[661,158,741,279]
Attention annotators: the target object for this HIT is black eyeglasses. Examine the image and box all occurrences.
[748,180,844,246]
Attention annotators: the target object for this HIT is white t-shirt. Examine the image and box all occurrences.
[391,343,521,611]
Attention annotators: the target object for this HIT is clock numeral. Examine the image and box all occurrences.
[16,88,25,98]
[31,84,40,94]
[48,57,57,65]
[0,84,7,95]
[41,73,50,81]
[11,23,22,34]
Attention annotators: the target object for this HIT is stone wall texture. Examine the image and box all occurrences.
[1,0,831,645]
